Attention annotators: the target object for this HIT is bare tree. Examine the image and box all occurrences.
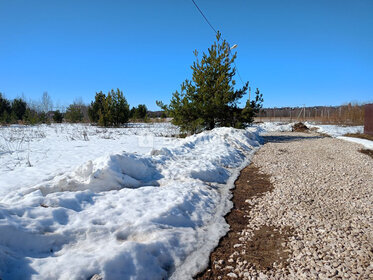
[41,92,53,113]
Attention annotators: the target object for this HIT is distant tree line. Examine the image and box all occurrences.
[1,92,59,124]
[0,89,160,127]
[0,91,92,125]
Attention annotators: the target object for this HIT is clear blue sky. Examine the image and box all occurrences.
[0,0,372,110]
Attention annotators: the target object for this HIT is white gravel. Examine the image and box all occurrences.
[229,132,373,279]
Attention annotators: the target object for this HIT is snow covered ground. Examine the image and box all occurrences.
[304,122,363,137]
[255,122,372,149]
[0,123,261,279]
[254,122,293,133]
[303,123,373,149]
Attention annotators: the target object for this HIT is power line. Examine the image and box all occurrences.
[190,0,245,86]
[191,0,217,34]
[233,61,244,86]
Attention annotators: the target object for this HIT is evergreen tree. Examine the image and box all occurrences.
[130,104,148,120]
[96,89,130,127]
[38,112,47,123]
[65,104,83,123]
[0,93,11,123]
[136,104,148,119]
[157,32,263,133]
[130,107,136,119]
[24,108,39,124]
[109,89,130,126]
[88,91,106,123]
[53,110,64,123]
[12,98,27,121]
[99,92,113,126]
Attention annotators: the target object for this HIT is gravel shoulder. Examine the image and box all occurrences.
[196,132,373,279]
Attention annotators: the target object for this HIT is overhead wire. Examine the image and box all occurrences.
[191,0,217,34]
[190,0,245,86]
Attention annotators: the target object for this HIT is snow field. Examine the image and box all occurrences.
[0,123,261,279]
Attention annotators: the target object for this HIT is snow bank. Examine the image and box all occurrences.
[303,123,373,149]
[255,122,293,133]
[337,136,373,150]
[0,125,261,279]
[304,123,363,137]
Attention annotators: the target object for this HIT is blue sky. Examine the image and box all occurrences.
[0,0,372,110]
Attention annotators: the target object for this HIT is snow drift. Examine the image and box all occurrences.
[0,126,261,280]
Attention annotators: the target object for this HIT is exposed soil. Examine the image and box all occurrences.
[344,133,373,141]
[359,149,373,159]
[291,122,309,132]
[195,165,292,279]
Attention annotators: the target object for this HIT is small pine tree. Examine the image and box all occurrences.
[38,112,47,123]
[98,92,112,127]
[53,110,64,123]
[137,104,148,119]
[0,93,11,123]
[65,104,83,123]
[109,89,130,126]
[24,108,39,124]
[12,98,27,121]
[88,91,106,123]
[130,104,148,120]
[157,32,263,133]
[95,89,130,127]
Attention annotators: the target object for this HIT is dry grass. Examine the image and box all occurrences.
[344,133,373,141]
[195,165,292,279]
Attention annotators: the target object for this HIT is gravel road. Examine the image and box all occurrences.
[202,132,373,279]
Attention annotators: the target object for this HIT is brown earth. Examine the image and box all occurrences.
[359,149,373,159]
[291,122,309,132]
[195,164,292,279]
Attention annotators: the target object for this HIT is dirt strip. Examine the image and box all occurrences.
[195,164,292,279]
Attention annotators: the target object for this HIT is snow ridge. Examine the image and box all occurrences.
[0,127,261,280]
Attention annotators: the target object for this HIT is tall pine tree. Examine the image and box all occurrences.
[157,32,263,133]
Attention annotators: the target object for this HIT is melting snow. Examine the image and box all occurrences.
[0,123,261,279]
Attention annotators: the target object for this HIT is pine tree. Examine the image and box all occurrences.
[109,89,130,126]
[12,98,27,121]
[0,93,11,123]
[157,32,263,133]
[65,104,83,123]
[53,110,64,123]
[88,91,106,123]
[95,89,130,127]
[24,108,39,125]
[130,104,148,120]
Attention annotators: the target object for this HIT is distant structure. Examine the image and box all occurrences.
[364,104,373,135]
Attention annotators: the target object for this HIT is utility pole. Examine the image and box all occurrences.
[303,104,306,121]
[248,87,251,103]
